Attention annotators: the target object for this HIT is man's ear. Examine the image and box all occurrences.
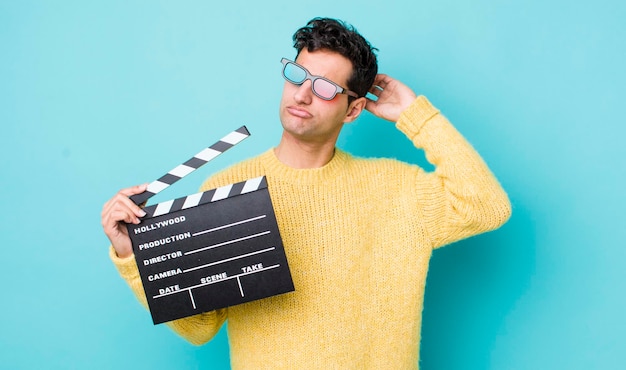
[344,97,367,123]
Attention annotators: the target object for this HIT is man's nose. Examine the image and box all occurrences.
[294,79,313,104]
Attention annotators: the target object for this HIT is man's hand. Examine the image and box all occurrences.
[365,74,417,123]
[101,184,148,258]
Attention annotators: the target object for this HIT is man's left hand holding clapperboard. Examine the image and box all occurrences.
[125,126,294,325]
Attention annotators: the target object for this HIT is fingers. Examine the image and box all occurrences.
[368,74,398,102]
[365,74,393,114]
[370,74,392,89]
[366,73,418,123]
[101,184,148,227]
[101,184,148,259]
[368,85,383,99]
[119,183,149,198]
[104,184,147,210]
[372,73,392,86]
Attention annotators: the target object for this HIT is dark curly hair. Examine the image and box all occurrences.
[293,17,378,101]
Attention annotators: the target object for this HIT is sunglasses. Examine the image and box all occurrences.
[281,58,360,101]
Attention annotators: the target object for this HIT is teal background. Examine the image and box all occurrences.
[1,0,624,369]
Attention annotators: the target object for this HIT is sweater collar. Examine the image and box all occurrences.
[261,148,350,185]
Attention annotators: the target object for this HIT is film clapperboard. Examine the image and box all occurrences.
[126,126,294,324]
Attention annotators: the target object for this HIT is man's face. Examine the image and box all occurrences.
[279,49,359,145]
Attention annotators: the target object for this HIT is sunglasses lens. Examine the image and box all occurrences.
[313,79,337,100]
[284,63,306,84]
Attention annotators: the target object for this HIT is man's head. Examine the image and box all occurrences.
[278,18,378,148]
[292,17,378,100]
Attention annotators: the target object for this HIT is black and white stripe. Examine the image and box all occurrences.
[143,176,268,218]
[130,126,250,205]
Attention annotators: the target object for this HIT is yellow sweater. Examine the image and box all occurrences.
[111,96,511,369]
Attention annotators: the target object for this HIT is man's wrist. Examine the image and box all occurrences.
[395,96,439,138]
[110,245,134,261]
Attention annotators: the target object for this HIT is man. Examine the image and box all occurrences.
[102,17,511,369]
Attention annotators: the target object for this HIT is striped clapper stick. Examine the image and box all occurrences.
[129,125,251,206]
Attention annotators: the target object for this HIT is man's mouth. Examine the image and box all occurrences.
[286,106,313,118]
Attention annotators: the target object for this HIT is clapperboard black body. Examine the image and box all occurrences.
[126,127,294,324]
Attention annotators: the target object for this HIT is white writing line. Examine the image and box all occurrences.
[183,247,276,273]
[237,277,244,297]
[184,231,271,256]
[152,264,281,299]
[189,290,196,309]
[192,215,267,237]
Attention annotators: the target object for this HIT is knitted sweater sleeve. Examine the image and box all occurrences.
[396,96,512,248]
[109,247,227,345]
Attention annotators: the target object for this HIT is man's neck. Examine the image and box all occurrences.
[274,132,337,169]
